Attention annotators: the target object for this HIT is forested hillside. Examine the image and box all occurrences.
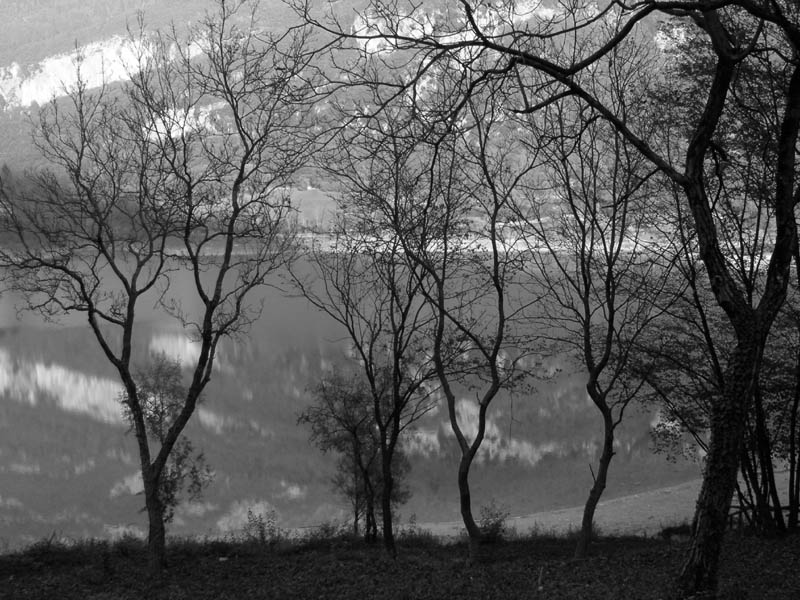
[0,0,312,168]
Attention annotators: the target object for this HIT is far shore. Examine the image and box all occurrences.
[416,479,703,539]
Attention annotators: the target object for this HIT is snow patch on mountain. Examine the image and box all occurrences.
[0,36,144,110]
[352,1,589,56]
[0,34,206,111]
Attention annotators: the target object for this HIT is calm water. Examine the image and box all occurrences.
[0,266,698,549]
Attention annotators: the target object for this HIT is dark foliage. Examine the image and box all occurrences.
[1,531,799,599]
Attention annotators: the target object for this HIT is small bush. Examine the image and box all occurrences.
[398,514,438,547]
[659,522,692,542]
[565,521,603,544]
[242,508,285,546]
[524,524,562,541]
[479,499,510,542]
[300,521,353,547]
[112,532,146,559]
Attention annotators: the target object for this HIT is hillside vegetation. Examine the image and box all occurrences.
[1,0,217,66]
[0,0,321,168]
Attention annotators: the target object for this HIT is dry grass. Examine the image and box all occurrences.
[1,529,798,599]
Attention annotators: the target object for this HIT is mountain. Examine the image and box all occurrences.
[0,0,603,170]
[0,0,311,169]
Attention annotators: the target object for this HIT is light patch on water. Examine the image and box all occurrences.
[404,428,441,457]
[248,419,273,439]
[109,472,144,499]
[216,499,278,533]
[8,461,41,474]
[319,356,332,373]
[306,503,347,527]
[0,347,124,424]
[178,501,217,518]
[148,332,229,372]
[104,523,145,541]
[73,458,96,475]
[279,480,306,501]
[582,439,599,461]
[198,407,230,434]
[148,333,202,367]
[445,398,565,466]
[0,495,24,508]
[105,448,135,465]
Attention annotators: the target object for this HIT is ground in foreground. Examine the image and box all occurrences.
[1,530,797,599]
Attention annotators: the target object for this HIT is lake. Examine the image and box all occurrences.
[0,265,699,550]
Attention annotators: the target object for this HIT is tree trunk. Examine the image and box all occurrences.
[574,410,614,559]
[753,390,785,532]
[131,410,166,575]
[740,418,773,532]
[365,491,377,543]
[456,453,484,561]
[788,342,800,530]
[366,509,377,542]
[677,343,757,598]
[353,449,360,537]
[792,432,800,530]
[738,445,761,526]
[143,469,167,575]
[361,460,378,543]
[380,452,396,557]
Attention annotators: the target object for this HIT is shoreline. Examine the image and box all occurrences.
[416,478,702,539]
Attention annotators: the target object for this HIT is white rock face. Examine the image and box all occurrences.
[0,36,144,110]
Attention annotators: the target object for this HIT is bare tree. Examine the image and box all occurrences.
[636,269,800,534]
[304,21,539,559]
[298,368,411,542]
[398,79,535,559]
[0,0,316,572]
[293,1,800,594]
[122,353,214,526]
[516,29,679,556]
[290,93,442,554]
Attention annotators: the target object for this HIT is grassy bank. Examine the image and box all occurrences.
[1,528,798,600]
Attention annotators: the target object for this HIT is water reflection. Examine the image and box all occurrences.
[109,472,143,499]
[0,283,700,550]
[446,398,567,466]
[0,347,124,424]
[216,499,277,534]
[149,331,231,372]
[149,333,204,367]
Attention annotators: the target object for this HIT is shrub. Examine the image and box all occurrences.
[243,508,284,546]
[397,514,438,547]
[479,500,510,542]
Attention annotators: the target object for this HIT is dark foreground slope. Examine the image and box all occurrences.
[1,530,798,600]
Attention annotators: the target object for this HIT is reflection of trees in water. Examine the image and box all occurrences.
[0,311,695,542]
[0,347,123,424]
